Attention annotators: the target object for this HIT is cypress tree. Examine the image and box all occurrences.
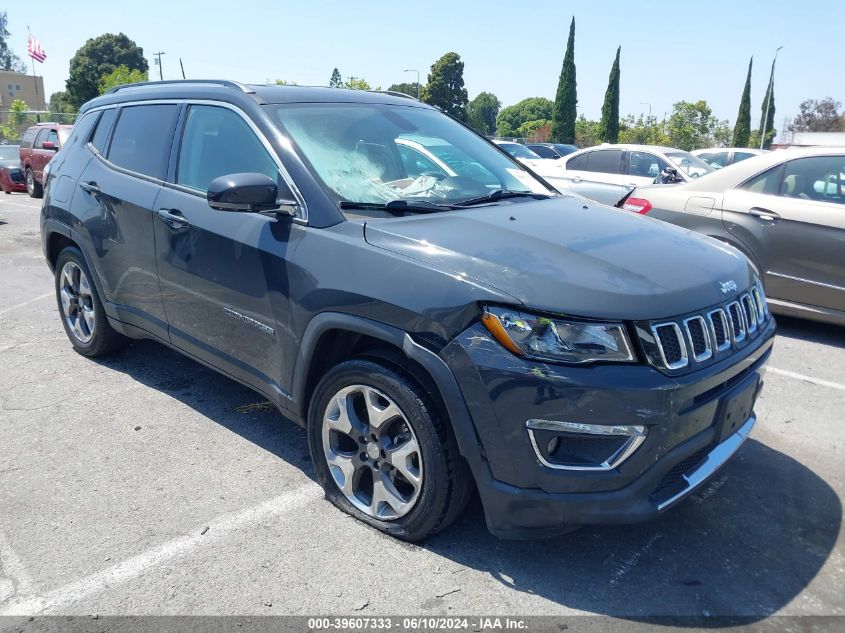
[758,61,776,149]
[551,17,577,144]
[329,68,343,88]
[732,57,752,147]
[598,46,621,143]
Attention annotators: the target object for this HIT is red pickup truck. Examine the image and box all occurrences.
[19,123,73,198]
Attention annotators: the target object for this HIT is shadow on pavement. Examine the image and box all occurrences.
[775,315,845,349]
[94,338,841,622]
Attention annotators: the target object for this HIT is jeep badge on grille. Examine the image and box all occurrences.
[719,280,738,295]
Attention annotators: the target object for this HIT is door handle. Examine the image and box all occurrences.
[748,207,780,221]
[572,176,582,183]
[79,181,101,195]
[156,208,190,229]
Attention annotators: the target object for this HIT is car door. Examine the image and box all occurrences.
[32,128,56,181]
[154,103,294,397]
[564,149,632,205]
[722,155,845,312]
[72,103,180,341]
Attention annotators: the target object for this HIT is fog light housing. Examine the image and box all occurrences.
[526,419,647,471]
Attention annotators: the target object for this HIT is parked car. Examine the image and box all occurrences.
[553,144,716,205]
[19,122,73,198]
[0,144,26,194]
[492,140,544,161]
[618,148,845,326]
[692,147,767,170]
[42,80,774,541]
[525,143,578,159]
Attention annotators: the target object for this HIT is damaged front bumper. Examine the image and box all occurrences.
[439,320,774,539]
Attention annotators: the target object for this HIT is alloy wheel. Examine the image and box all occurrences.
[25,170,34,196]
[59,261,95,344]
[322,384,423,520]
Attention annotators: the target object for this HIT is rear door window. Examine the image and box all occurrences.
[528,145,558,159]
[107,105,180,179]
[566,153,588,170]
[739,166,782,195]
[585,149,623,174]
[90,108,117,154]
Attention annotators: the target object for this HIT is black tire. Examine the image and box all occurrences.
[54,246,127,357]
[25,168,43,198]
[308,359,472,541]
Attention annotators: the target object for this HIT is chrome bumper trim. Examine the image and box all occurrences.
[656,414,756,511]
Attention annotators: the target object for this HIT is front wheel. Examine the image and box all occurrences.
[54,246,127,357]
[308,359,471,541]
[25,168,43,198]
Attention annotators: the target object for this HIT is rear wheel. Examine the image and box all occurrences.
[308,359,471,541]
[54,246,127,357]
[25,168,43,198]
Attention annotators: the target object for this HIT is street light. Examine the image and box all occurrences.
[640,102,652,119]
[760,46,783,150]
[403,69,420,99]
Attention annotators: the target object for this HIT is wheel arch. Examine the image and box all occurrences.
[293,312,489,478]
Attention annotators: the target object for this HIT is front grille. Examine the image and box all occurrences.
[652,445,712,500]
[653,323,686,369]
[708,309,730,351]
[642,282,769,372]
[741,294,758,334]
[684,316,711,361]
[727,301,745,342]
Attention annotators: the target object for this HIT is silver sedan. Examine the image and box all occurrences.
[620,147,845,326]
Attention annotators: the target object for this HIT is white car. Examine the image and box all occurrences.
[692,147,768,170]
[492,140,574,191]
[551,143,716,205]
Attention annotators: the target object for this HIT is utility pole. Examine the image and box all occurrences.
[179,58,186,79]
[153,51,166,81]
[403,69,420,99]
[760,45,783,150]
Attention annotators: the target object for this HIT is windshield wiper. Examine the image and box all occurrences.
[453,189,553,207]
[339,200,454,215]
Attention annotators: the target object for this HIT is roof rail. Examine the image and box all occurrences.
[368,90,419,101]
[106,79,255,95]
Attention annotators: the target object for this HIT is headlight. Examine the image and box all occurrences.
[481,305,635,364]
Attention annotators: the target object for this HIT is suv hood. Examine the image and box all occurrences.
[363,197,755,321]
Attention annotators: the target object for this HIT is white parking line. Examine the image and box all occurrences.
[1,483,319,615]
[0,292,53,317]
[0,532,36,602]
[768,367,845,392]
[0,199,41,210]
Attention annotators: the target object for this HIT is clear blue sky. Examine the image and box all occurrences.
[6,0,841,128]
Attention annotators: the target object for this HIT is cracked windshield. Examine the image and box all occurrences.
[271,103,552,208]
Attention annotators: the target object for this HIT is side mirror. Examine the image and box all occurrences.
[655,167,682,184]
[207,172,296,214]
[41,141,58,151]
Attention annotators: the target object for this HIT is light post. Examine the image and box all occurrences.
[640,102,652,120]
[403,69,420,99]
[760,46,783,150]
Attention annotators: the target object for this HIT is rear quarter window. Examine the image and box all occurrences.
[106,105,180,180]
[566,153,587,170]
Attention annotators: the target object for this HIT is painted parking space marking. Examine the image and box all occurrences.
[1,483,319,615]
[768,367,845,392]
[0,292,53,317]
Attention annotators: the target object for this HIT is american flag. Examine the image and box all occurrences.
[27,34,47,63]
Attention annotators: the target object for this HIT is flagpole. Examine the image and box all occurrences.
[27,26,42,112]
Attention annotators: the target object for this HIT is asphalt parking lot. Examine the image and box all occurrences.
[0,193,843,621]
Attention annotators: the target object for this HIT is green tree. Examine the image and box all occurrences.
[731,57,753,147]
[516,119,551,140]
[496,97,554,137]
[551,17,577,143]
[0,99,34,141]
[574,115,601,148]
[667,100,728,150]
[0,12,27,73]
[789,97,844,133]
[344,76,376,90]
[48,91,76,114]
[329,68,343,88]
[387,82,421,98]
[421,52,468,121]
[598,46,621,143]
[466,92,500,135]
[756,64,776,149]
[66,33,148,108]
[273,79,298,85]
[98,65,149,94]
[618,114,668,146]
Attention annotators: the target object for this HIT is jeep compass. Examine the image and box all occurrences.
[40,80,775,540]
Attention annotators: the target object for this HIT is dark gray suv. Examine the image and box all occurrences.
[40,80,775,540]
